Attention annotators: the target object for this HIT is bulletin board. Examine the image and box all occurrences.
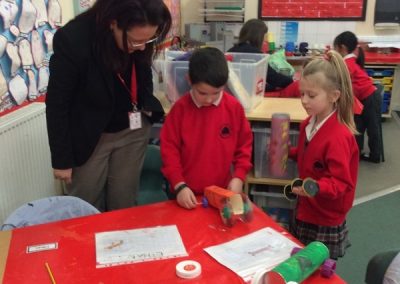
[163,0,181,37]
[258,0,367,21]
[0,0,60,114]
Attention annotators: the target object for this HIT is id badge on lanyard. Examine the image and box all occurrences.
[119,64,142,130]
[129,106,142,130]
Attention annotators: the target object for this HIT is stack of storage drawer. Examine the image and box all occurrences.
[366,67,394,115]
[250,122,300,230]
[250,184,296,230]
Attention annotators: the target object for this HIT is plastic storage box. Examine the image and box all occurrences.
[164,50,192,105]
[163,50,269,111]
[225,52,269,112]
[252,123,299,179]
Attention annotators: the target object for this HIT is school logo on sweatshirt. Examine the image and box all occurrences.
[220,124,231,138]
[313,160,325,172]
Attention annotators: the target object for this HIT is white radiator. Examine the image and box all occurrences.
[0,103,59,224]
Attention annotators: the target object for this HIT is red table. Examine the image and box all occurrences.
[0,201,346,284]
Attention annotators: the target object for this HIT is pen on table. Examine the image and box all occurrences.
[45,262,57,284]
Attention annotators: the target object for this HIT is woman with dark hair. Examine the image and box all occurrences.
[46,0,172,211]
[227,19,293,91]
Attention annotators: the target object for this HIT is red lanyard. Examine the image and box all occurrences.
[117,64,137,106]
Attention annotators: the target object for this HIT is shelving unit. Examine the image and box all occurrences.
[249,183,296,230]
[365,64,397,117]
[199,0,245,23]
[244,174,290,195]
[243,98,306,229]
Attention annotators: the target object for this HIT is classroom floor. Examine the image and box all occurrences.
[355,112,400,201]
[336,112,400,283]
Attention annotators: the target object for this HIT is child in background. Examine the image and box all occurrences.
[160,47,253,210]
[334,31,382,163]
[279,80,301,98]
[289,50,359,259]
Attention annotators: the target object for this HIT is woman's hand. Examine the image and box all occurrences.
[176,187,197,209]
[53,168,72,184]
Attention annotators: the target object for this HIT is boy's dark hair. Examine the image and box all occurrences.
[189,47,229,88]
[77,0,172,72]
[333,31,365,68]
[238,19,268,50]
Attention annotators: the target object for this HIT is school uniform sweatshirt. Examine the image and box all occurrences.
[160,92,253,194]
[344,55,376,101]
[289,113,359,226]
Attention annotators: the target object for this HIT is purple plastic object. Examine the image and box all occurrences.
[321,259,336,278]
[201,196,209,208]
[291,247,302,256]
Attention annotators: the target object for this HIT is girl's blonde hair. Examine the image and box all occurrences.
[302,50,357,134]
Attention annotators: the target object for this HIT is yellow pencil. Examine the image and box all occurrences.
[45,262,57,284]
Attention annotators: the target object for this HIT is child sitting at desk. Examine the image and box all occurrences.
[289,50,359,259]
[160,47,253,210]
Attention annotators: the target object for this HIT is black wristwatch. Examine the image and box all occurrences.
[174,183,188,196]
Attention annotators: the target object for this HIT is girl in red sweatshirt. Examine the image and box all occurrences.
[289,50,359,259]
[334,31,382,163]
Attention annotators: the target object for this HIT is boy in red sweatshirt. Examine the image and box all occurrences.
[160,47,253,209]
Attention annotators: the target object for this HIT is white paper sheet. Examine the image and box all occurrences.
[95,225,188,268]
[204,227,300,282]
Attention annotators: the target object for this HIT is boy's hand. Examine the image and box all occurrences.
[227,177,243,194]
[176,187,197,209]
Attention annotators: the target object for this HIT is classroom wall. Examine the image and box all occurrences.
[62,0,399,43]
[60,1,75,25]
[180,0,399,43]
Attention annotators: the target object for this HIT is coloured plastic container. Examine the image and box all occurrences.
[366,69,394,77]
[384,84,393,92]
[252,124,299,179]
[382,77,393,84]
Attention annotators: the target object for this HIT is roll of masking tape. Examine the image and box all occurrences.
[176,260,201,279]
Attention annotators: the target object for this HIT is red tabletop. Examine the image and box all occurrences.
[2,201,346,284]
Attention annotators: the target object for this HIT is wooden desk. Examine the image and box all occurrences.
[0,201,345,284]
[246,98,306,123]
[156,91,307,124]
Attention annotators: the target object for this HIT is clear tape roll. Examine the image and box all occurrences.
[176,260,201,279]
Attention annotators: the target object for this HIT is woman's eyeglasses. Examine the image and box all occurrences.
[127,36,159,48]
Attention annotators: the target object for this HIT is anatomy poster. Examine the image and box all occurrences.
[0,0,60,113]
